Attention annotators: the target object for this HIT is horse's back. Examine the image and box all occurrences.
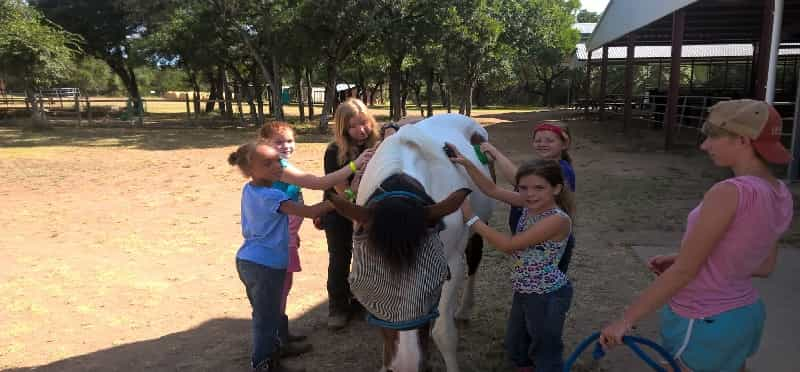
[357,114,490,209]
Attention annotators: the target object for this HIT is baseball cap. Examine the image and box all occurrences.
[704,99,791,164]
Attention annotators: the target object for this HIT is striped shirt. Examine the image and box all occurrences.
[349,230,450,322]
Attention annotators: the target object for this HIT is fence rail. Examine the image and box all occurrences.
[0,94,285,126]
[574,95,796,146]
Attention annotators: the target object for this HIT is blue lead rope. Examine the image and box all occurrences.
[563,332,681,372]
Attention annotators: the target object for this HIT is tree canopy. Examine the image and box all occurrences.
[4,0,587,121]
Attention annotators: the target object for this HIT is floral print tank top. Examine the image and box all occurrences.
[511,208,571,294]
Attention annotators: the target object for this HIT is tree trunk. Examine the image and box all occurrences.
[108,60,141,105]
[461,80,474,117]
[239,28,282,120]
[295,68,305,122]
[205,71,218,112]
[426,69,434,117]
[189,71,201,115]
[216,69,226,115]
[413,83,424,117]
[305,67,314,120]
[245,73,258,124]
[400,70,409,117]
[473,82,484,108]
[266,86,273,116]
[319,62,337,132]
[222,68,233,118]
[438,78,450,113]
[544,79,553,107]
[255,83,265,125]
[269,55,284,121]
[389,58,403,121]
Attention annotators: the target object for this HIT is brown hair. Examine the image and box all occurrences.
[333,98,379,164]
[533,121,573,164]
[228,141,260,177]
[515,159,575,217]
[259,121,295,140]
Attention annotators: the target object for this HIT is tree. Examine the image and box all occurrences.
[576,9,600,22]
[0,0,80,121]
[0,0,80,90]
[142,2,228,114]
[500,0,580,106]
[440,0,503,116]
[298,0,376,130]
[32,0,175,105]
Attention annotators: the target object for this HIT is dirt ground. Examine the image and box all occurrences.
[1,110,798,372]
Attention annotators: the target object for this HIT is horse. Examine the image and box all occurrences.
[329,113,494,372]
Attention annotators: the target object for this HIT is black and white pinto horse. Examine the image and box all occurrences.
[329,114,494,372]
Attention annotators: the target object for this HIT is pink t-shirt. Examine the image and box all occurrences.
[670,176,793,319]
[286,215,303,273]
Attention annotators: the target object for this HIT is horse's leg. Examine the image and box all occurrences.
[456,234,483,321]
[418,322,432,372]
[432,222,469,372]
[386,329,423,372]
[380,328,397,372]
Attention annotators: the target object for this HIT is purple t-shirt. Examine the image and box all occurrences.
[670,176,793,319]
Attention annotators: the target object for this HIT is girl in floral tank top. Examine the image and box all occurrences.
[447,144,575,372]
[512,208,571,295]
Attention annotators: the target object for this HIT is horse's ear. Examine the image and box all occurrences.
[329,194,370,224]
[425,188,472,223]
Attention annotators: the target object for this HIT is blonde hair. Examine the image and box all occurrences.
[333,98,379,164]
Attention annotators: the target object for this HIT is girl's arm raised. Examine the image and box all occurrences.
[446,143,523,206]
[281,148,374,190]
[599,182,739,348]
[279,200,335,219]
[480,142,519,185]
[462,201,567,253]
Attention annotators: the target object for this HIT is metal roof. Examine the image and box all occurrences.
[576,43,800,60]
[587,0,800,51]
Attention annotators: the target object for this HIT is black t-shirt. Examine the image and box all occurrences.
[323,142,366,201]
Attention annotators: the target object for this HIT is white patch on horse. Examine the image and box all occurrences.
[388,330,421,372]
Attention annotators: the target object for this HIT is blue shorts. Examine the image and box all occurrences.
[660,300,765,372]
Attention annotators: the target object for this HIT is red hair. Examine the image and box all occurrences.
[259,121,295,140]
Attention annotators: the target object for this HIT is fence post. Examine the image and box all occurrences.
[75,94,82,126]
[85,96,92,124]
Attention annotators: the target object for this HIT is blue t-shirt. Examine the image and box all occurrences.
[271,159,302,201]
[559,159,576,192]
[236,182,290,269]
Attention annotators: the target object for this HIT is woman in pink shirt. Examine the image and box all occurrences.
[600,99,794,372]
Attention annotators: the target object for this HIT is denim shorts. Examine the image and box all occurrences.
[660,300,765,372]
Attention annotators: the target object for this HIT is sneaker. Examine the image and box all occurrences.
[280,342,313,358]
[327,313,348,330]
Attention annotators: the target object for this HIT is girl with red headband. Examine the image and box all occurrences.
[481,121,576,273]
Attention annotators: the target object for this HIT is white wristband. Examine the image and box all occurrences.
[465,216,480,228]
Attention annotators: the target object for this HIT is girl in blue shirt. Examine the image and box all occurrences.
[228,141,333,372]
